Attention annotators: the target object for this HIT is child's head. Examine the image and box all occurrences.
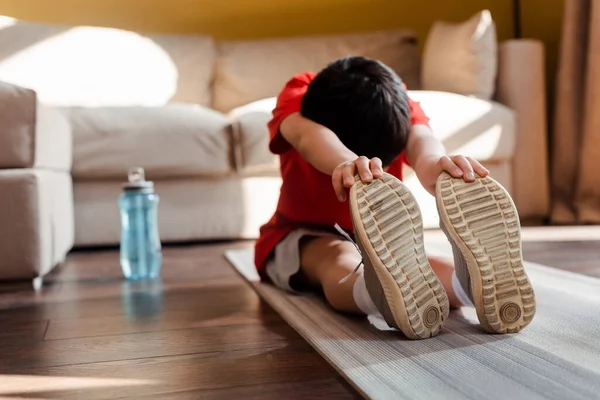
[301,56,410,166]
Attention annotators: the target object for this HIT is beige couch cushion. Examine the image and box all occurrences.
[35,104,73,171]
[422,10,497,100]
[229,91,514,174]
[73,176,282,245]
[0,80,72,171]
[0,16,216,107]
[229,98,279,174]
[65,104,231,180]
[408,91,515,162]
[213,30,421,112]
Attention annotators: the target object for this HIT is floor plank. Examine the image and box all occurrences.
[1,321,297,369]
[0,346,346,399]
[43,283,279,340]
[0,320,48,344]
[138,378,360,400]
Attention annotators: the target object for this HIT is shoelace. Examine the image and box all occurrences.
[334,223,365,284]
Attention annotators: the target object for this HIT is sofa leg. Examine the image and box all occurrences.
[33,276,43,292]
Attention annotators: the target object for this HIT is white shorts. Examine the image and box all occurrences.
[264,227,449,293]
[265,228,343,293]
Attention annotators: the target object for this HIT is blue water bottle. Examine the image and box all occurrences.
[119,167,162,280]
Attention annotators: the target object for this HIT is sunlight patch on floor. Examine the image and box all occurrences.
[0,374,156,394]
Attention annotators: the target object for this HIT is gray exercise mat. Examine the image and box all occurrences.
[225,243,600,400]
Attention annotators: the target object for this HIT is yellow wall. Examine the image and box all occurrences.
[0,0,514,44]
[0,0,564,100]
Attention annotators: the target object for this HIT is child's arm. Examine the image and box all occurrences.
[280,112,383,202]
[406,124,489,195]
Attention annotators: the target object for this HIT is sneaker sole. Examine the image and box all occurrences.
[350,173,450,339]
[436,172,536,333]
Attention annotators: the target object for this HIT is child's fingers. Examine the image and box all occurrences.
[438,156,462,177]
[451,155,475,181]
[467,156,489,176]
[355,156,372,182]
[342,162,357,186]
[332,163,351,201]
[332,156,382,202]
[369,157,383,178]
[331,169,344,201]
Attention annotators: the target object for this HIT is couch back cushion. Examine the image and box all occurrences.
[65,105,231,180]
[0,16,216,107]
[212,30,421,113]
[228,91,515,176]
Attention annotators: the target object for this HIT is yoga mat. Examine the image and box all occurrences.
[225,240,600,400]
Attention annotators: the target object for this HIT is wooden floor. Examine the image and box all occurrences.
[0,226,599,399]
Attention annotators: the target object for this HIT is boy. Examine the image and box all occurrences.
[255,56,535,339]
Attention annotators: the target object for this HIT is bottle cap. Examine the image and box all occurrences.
[123,167,154,193]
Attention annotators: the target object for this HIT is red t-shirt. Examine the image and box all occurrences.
[254,72,430,275]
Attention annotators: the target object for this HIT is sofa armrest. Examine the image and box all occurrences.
[495,39,550,220]
[0,81,72,171]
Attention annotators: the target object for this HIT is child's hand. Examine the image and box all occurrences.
[414,154,489,195]
[332,156,383,202]
[437,155,489,181]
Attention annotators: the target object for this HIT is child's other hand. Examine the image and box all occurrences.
[332,156,383,202]
[437,155,489,182]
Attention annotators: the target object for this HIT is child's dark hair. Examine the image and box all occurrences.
[301,56,410,166]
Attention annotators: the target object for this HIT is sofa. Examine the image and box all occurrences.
[0,11,549,281]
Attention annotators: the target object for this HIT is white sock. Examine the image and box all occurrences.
[353,272,381,315]
[452,270,474,307]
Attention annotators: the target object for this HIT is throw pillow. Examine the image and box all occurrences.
[421,10,497,100]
